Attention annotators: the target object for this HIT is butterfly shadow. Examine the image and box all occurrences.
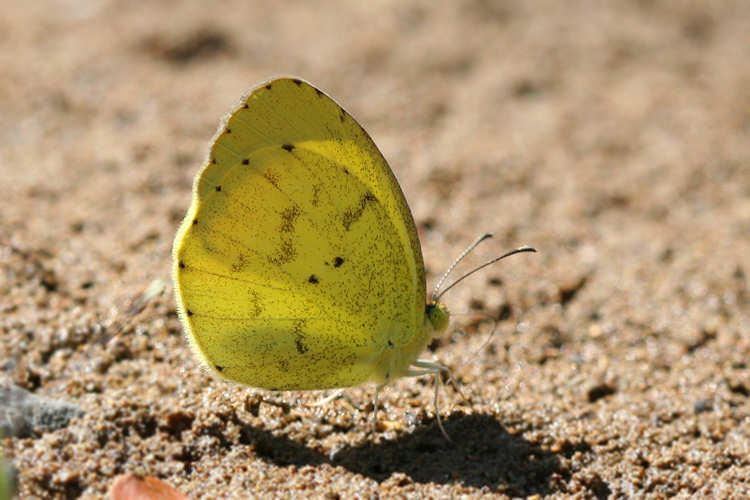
[244,412,565,495]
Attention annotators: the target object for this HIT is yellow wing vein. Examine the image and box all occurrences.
[191,224,281,265]
[230,112,287,148]
[248,91,324,147]
[183,265,292,291]
[182,288,294,301]
[190,314,340,323]
[213,139,243,158]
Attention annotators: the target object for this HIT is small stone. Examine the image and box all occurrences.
[0,382,84,438]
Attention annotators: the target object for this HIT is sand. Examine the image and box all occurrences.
[1,1,748,498]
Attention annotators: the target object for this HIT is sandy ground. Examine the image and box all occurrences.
[1,1,749,498]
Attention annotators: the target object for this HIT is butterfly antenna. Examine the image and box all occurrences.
[434,246,537,302]
[431,234,494,302]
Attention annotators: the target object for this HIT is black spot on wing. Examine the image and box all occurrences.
[242,158,249,165]
[292,78,303,86]
[226,128,231,134]
[282,143,295,152]
[334,256,344,267]
[178,260,185,269]
[265,83,272,90]
[215,364,224,372]
[308,275,319,284]
[215,185,222,192]
[186,309,194,316]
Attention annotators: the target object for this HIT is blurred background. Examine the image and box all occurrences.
[1,1,748,498]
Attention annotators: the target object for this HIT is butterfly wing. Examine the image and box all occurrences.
[173,78,426,390]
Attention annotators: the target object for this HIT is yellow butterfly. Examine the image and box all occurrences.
[172,77,533,438]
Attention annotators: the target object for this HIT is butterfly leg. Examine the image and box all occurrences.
[408,360,453,442]
[309,389,344,407]
[372,382,387,433]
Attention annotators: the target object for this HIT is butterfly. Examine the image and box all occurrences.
[172,77,534,438]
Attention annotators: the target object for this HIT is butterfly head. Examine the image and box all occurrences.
[426,301,450,335]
